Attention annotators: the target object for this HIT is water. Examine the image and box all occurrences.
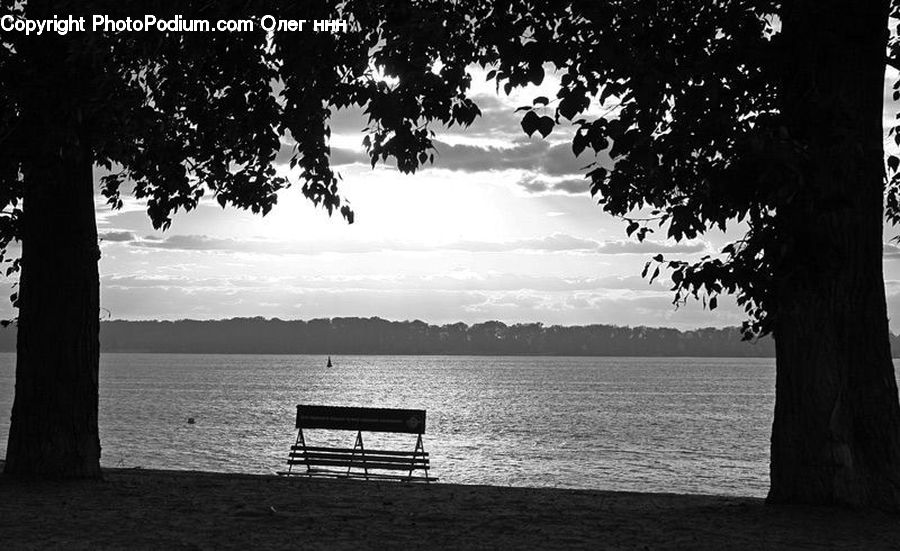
[0,354,781,496]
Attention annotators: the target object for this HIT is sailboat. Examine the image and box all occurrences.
[326,356,333,368]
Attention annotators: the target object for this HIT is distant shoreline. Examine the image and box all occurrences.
[90,351,781,357]
[2,467,898,548]
[0,317,898,357]
[2,317,780,356]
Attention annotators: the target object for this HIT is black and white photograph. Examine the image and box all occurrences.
[2,1,900,548]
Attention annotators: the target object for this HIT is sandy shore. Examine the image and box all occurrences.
[1,468,898,549]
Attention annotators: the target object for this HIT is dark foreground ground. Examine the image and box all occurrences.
[1,467,898,549]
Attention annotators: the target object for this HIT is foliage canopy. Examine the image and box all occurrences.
[3,1,899,337]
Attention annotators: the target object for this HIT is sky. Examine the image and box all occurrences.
[13,66,900,330]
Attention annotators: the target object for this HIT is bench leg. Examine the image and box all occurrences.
[410,434,428,482]
[349,430,369,480]
[299,429,310,475]
[287,428,307,475]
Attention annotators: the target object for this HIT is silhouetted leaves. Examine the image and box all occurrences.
[0,0,492,249]
[520,110,553,138]
[463,0,789,337]
[2,0,898,342]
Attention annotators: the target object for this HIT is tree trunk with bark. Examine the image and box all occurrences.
[3,25,102,478]
[769,1,900,509]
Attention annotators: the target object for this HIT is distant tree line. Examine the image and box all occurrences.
[0,317,760,356]
[1,317,898,357]
[2,317,899,357]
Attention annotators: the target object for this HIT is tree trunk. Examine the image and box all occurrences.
[3,20,101,478]
[769,1,900,509]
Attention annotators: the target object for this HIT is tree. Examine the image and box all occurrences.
[463,0,900,508]
[1,0,481,477]
[3,0,899,511]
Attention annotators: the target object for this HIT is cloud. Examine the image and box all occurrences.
[885,243,900,259]
[94,233,828,260]
[123,232,706,257]
[96,281,739,329]
[449,234,600,253]
[426,138,593,176]
[131,235,274,253]
[327,95,520,144]
[518,176,589,195]
[276,91,612,185]
[307,135,607,180]
[100,272,661,294]
[99,231,137,242]
[465,93,512,115]
[448,236,705,255]
[130,235,389,255]
[593,240,707,254]
[329,106,369,134]
[274,142,294,165]
[330,146,368,166]
[273,139,367,167]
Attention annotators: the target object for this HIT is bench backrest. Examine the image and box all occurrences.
[296,405,426,434]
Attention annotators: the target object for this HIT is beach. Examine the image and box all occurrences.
[2,468,898,549]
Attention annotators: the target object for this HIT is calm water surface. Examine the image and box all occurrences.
[0,354,784,496]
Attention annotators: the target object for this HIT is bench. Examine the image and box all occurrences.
[277,405,436,482]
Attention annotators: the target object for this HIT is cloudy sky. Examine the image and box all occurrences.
[15,68,900,330]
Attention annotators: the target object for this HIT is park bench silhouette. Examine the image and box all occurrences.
[278,405,435,482]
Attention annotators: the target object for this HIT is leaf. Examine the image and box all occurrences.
[340,205,354,224]
[889,155,899,173]
[533,96,550,106]
[572,132,588,156]
[535,116,554,138]
[558,95,580,120]
[520,110,540,137]
[527,64,545,85]
[558,86,589,120]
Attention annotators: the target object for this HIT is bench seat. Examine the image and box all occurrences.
[293,470,439,482]
[278,405,436,482]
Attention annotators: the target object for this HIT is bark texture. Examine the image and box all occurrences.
[769,1,900,509]
[3,20,101,478]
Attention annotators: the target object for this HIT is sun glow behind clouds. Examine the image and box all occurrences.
[79,63,736,327]
[69,64,900,330]
[256,165,517,246]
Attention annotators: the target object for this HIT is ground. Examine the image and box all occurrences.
[1,468,898,549]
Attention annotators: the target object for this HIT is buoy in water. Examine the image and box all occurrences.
[187,417,195,424]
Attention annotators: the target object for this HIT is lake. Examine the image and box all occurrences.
[0,354,784,496]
